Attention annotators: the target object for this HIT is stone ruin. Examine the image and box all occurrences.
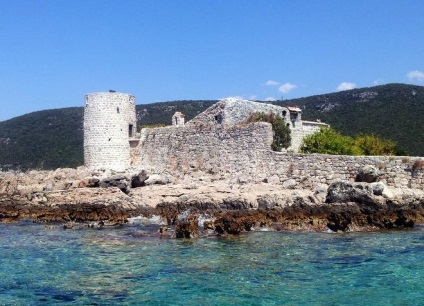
[83,92,328,172]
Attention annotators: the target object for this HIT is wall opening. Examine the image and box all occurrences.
[129,124,134,137]
[214,113,223,124]
[117,107,120,113]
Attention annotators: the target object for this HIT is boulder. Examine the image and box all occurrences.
[78,177,100,188]
[214,211,263,235]
[356,165,380,183]
[144,174,169,185]
[214,214,244,235]
[326,180,380,207]
[368,182,394,199]
[314,184,328,203]
[175,212,199,238]
[131,170,149,188]
[266,175,280,185]
[282,179,297,189]
[99,175,132,193]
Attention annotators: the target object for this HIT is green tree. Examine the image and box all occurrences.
[245,112,291,151]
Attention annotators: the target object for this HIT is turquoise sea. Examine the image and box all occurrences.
[1,219,424,305]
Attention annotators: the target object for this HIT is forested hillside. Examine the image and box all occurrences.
[0,84,422,170]
[280,84,424,156]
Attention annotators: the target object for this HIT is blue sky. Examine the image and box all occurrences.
[1,0,423,121]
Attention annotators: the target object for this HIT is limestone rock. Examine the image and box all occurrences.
[144,174,169,185]
[78,177,100,188]
[282,179,297,189]
[368,181,384,195]
[99,175,132,193]
[266,175,280,185]
[326,180,380,207]
[356,165,380,183]
[257,194,290,210]
[314,184,328,203]
[131,170,149,188]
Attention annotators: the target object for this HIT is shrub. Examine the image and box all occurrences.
[353,134,397,156]
[300,127,360,155]
[301,127,406,156]
[245,112,291,151]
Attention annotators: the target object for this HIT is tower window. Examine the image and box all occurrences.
[129,124,133,137]
[117,107,120,113]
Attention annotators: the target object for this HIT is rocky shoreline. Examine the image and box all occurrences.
[1,166,423,237]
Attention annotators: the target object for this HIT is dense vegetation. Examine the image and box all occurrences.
[300,127,401,156]
[277,83,424,157]
[0,108,84,170]
[0,84,422,170]
[245,112,291,151]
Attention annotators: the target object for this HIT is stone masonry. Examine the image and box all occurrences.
[84,93,423,192]
[186,98,328,152]
[84,92,137,171]
[134,122,424,190]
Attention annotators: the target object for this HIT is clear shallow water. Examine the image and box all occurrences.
[1,221,424,305]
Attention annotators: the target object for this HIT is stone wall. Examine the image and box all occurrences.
[136,123,424,190]
[186,98,327,153]
[261,152,424,190]
[84,92,137,171]
[137,122,273,179]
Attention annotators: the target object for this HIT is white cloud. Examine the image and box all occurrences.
[223,95,244,100]
[336,82,356,91]
[407,70,424,82]
[248,95,257,100]
[265,96,277,101]
[278,83,297,94]
[265,80,279,86]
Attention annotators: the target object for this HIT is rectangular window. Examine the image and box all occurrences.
[129,124,133,137]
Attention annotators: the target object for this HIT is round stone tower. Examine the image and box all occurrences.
[84,91,137,171]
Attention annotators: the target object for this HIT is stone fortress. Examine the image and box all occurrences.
[84,91,327,170]
[84,91,424,190]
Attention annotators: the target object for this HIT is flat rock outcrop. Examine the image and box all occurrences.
[0,167,423,237]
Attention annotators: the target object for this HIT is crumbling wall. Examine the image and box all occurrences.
[136,122,424,189]
[187,98,291,126]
